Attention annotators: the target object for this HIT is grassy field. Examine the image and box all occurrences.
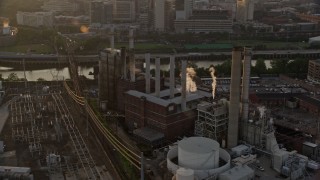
[216,40,309,49]
[0,43,54,54]
[115,42,174,50]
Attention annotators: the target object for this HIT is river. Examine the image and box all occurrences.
[0,60,271,81]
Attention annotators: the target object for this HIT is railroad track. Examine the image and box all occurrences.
[52,93,101,179]
[63,81,142,179]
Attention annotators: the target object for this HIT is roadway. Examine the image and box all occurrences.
[1,49,320,63]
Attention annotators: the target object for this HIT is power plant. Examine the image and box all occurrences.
[94,27,320,178]
[2,24,320,180]
[1,0,320,179]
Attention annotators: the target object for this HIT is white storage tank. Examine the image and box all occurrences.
[176,168,194,180]
[178,137,219,169]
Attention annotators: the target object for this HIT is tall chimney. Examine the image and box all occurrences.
[170,55,175,99]
[110,25,114,49]
[241,47,252,140]
[129,27,134,49]
[155,57,161,97]
[129,28,135,82]
[181,60,187,111]
[228,47,242,148]
[145,53,151,93]
[121,47,127,79]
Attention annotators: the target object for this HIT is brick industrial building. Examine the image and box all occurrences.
[297,95,320,117]
[98,37,212,144]
[308,60,320,84]
[123,59,212,143]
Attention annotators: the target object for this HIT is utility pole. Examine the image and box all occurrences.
[23,57,27,89]
[140,152,144,180]
[86,93,89,137]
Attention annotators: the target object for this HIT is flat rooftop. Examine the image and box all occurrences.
[133,127,164,143]
[127,88,212,107]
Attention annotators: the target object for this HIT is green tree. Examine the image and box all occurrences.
[37,78,46,81]
[195,67,210,77]
[270,59,289,74]
[188,61,198,69]
[252,59,267,75]
[83,37,102,51]
[6,73,19,81]
[215,60,232,77]
[286,59,309,77]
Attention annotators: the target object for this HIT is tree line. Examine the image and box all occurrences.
[1,58,309,82]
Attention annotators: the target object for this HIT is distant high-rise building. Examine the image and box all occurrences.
[138,13,149,31]
[174,9,233,33]
[236,0,254,23]
[175,0,193,20]
[165,0,175,31]
[41,0,80,14]
[16,12,54,28]
[154,0,174,31]
[90,1,113,24]
[154,0,165,31]
[113,0,136,22]
[308,60,320,84]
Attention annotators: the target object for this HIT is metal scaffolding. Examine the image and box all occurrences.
[10,94,47,157]
[7,88,103,179]
[195,101,228,140]
[245,107,271,149]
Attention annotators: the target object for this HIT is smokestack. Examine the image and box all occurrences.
[155,57,161,97]
[181,60,187,111]
[242,47,251,121]
[129,28,135,82]
[129,27,134,49]
[170,55,175,99]
[121,47,127,79]
[241,47,252,140]
[228,47,242,148]
[145,53,151,94]
[110,25,114,49]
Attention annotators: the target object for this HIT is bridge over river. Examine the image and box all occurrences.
[1,49,320,65]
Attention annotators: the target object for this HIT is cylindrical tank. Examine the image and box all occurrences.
[176,168,194,180]
[178,137,219,169]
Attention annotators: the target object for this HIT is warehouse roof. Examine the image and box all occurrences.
[133,127,164,143]
[126,89,211,107]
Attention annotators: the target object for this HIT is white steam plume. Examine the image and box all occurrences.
[257,106,266,119]
[209,67,216,99]
[3,19,9,28]
[186,67,197,93]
